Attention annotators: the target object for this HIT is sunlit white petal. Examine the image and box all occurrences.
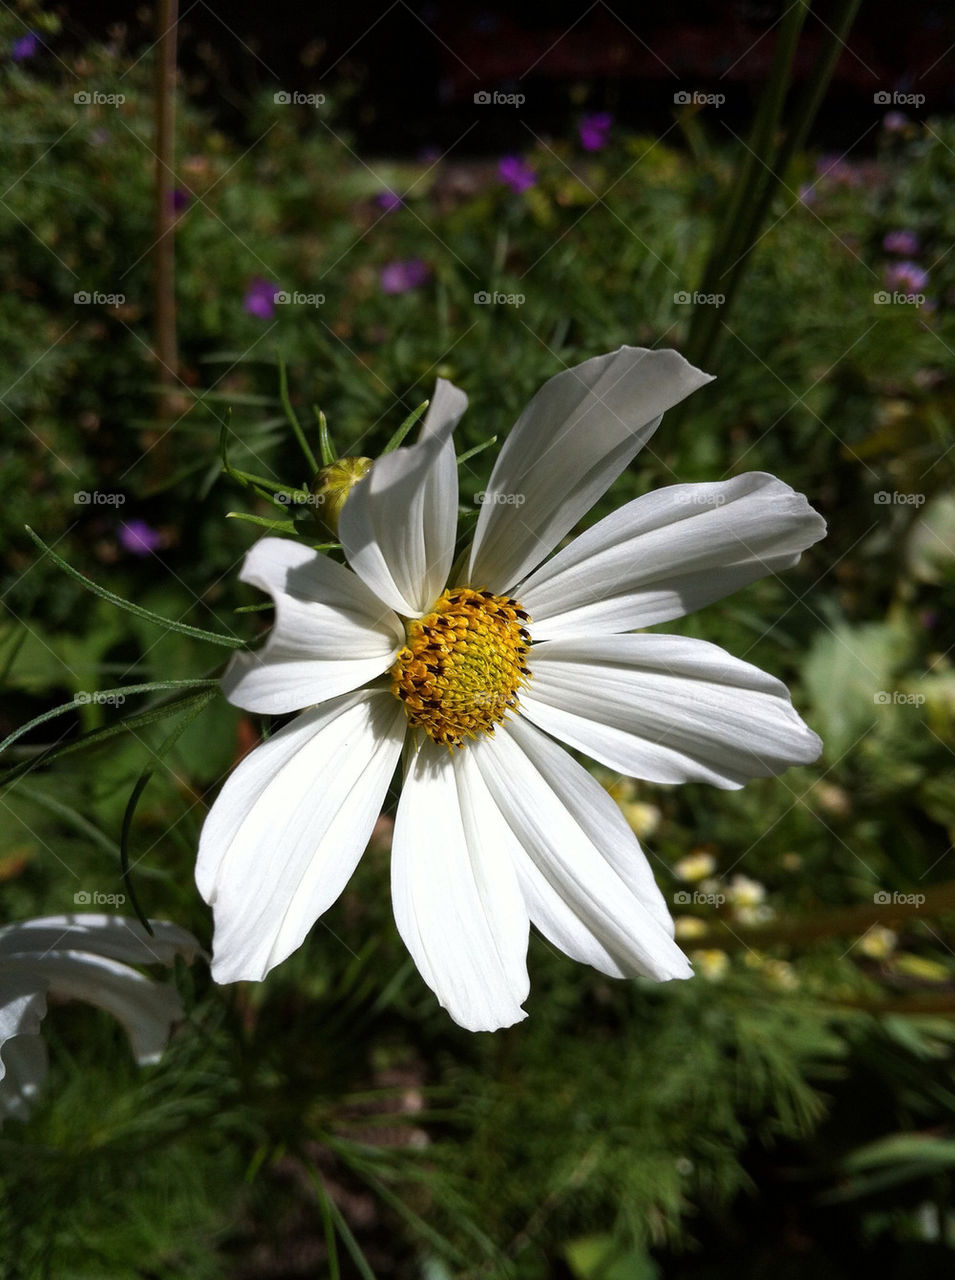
[221,538,404,713]
[521,634,822,788]
[197,689,406,982]
[520,473,826,637]
[468,347,713,592]
[340,378,467,616]
[391,737,530,1031]
[474,718,691,981]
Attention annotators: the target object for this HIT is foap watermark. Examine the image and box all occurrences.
[674,290,724,307]
[874,490,925,506]
[874,690,925,707]
[274,91,325,107]
[76,690,127,707]
[674,90,725,107]
[74,291,125,306]
[474,90,525,108]
[474,290,525,307]
[674,490,727,507]
[874,290,925,307]
[74,889,126,906]
[873,890,924,907]
[275,290,325,307]
[874,90,925,108]
[74,491,125,506]
[74,90,126,107]
[674,890,726,907]
[475,491,525,507]
[274,491,324,507]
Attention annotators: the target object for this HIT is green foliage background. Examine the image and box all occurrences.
[1,5,955,1277]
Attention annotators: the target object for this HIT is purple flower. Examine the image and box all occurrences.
[118,520,161,556]
[883,111,908,133]
[376,189,402,212]
[11,31,39,62]
[885,261,928,294]
[578,112,613,152]
[169,188,190,214]
[498,155,536,193]
[883,229,919,255]
[815,154,860,187]
[380,259,429,295]
[243,277,280,319]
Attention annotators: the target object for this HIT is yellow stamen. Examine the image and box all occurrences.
[390,587,532,749]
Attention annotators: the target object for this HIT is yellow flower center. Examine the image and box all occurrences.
[390,587,532,749]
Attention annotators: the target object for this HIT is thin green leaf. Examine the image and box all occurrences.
[225,512,299,534]
[381,400,429,454]
[233,601,275,614]
[303,1162,376,1280]
[313,407,337,466]
[0,689,220,790]
[0,679,220,759]
[13,783,120,859]
[24,528,245,650]
[279,356,319,473]
[456,436,497,467]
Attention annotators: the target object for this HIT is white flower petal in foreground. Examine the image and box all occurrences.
[0,914,200,1121]
[198,345,826,1031]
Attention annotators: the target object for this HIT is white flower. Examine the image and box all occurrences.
[0,914,201,1121]
[197,346,826,1032]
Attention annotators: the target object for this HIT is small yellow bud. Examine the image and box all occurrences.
[692,949,729,982]
[674,915,707,941]
[310,457,373,534]
[674,850,716,882]
[858,925,897,960]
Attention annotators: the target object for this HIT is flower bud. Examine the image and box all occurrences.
[310,457,373,534]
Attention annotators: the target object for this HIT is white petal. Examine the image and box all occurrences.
[522,634,822,789]
[391,737,529,1031]
[468,347,713,592]
[221,538,405,714]
[197,688,406,982]
[340,378,467,617]
[473,718,691,981]
[0,915,202,967]
[0,1029,48,1120]
[2,952,184,1066]
[520,473,827,637]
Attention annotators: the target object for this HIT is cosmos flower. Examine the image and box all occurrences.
[380,259,429,294]
[578,112,613,151]
[11,31,39,62]
[883,229,919,255]
[498,155,537,193]
[118,519,162,556]
[197,347,825,1031]
[243,277,281,319]
[885,260,928,294]
[0,915,200,1121]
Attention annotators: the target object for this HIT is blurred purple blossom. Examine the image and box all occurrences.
[578,112,613,152]
[11,31,39,62]
[118,520,161,556]
[169,188,190,214]
[815,154,860,187]
[376,189,402,212]
[498,155,537,193]
[380,259,429,294]
[883,111,908,133]
[798,183,816,206]
[883,229,919,255]
[885,261,928,294]
[243,277,280,319]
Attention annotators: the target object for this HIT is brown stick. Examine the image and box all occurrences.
[154,0,179,424]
